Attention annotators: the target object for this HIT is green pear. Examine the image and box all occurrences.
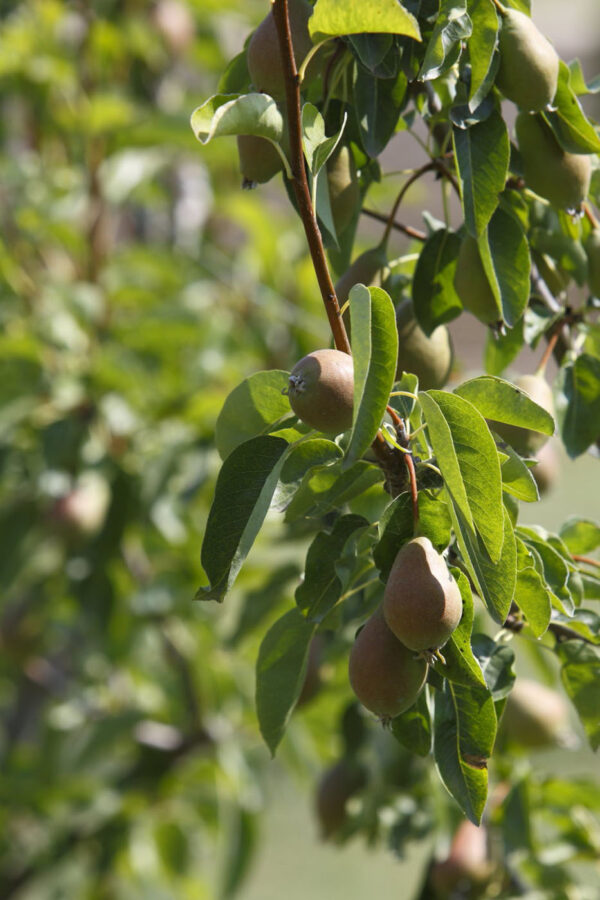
[490,373,554,455]
[516,112,592,211]
[501,679,571,748]
[395,299,453,390]
[496,9,559,112]
[287,348,354,434]
[585,228,600,297]
[348,609,428,719]
[327,145,360,236]
[334,246,387,306]
[237,135,282,187]
[454,236,500,325]
[247,0,313,100]
[315,759,366,839]
[383,537,462,652]
[531,441,559,496]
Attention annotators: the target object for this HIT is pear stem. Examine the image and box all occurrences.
[583,201,599,229]
[271,0,351,356]
[535,328,561,377]
[572,554,600,569]
[491,0,508,17]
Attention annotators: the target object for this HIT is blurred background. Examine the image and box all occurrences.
[0,1,598,898]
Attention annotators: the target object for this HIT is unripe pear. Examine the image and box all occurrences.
[334,246,387,306]
[585,228,600,297]
[496,10,559,112]
[395,299,453,390]
[430,821,492,897]
[516,112,592,211]
[327,145,359,236]
[348,609,428,719]
[383,537,462,652]
[237,135,282,187]
[501,678,571,748]
[454,236,500,325]
[531,441,559,496]
[315,759,367,839]
[287,348,354,434]
[490,374,554,455]
[247,0,313,100]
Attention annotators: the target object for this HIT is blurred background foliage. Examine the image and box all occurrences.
[0,2,599,899]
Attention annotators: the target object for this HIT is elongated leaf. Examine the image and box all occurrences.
[374,492,413,580]
[309,0,421,41]
[442,569,487,688]
[558,641,600,750]
[391,691,432,757]
[546,62,600,154]
[500,444,539,503]
[466,0,499,101]
[301,103,346,175]
[353,67,407,158]
[471,634,516,702]
[412,228,463,335]
[216,370,301,460]
[284,459,383,521]
[296,514,367,622]
[274,438,342,510]
[345,285,398,468]
[560,353,600,458]
[256,608,317,756]
[453,111,509,237]
[478,206,531,327]
[420,390,504,562]
[419,0,471,82]
[191,93,283,144]
[455,375,554,436]
[433,679,496,824]
[198,436,288,602]
[515,539,552,638]
[484,318,524,376]
[560,518,600,554]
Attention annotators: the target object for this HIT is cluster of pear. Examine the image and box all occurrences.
[349,538,463,720]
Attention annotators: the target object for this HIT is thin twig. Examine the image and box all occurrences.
[573,554,600,569]
[361,208,427,241]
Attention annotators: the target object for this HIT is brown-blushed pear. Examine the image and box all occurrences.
[430,821,492,897]
[315,759,366,839]
[501,679,571,748]
[454,236,500,325]
[490,374,554,455]
[237,135,282,187]
[247,0,313,100]
[287,348,354,434]
[327,145,360,236]
[348,609,428,719]
[496,9,559,112]
[585,227,600,297]
[383,537,462,652]
[395,299,453,389]
[516,112,592,211]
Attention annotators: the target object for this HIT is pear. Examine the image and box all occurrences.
[383,537,462,652]
[430,821,492,897]
[454,236,500,325]
[490,373,554,455]
[287,348,354,434]
[501,679,571,748]
[237,135,282,187]
[348,609,428,719]
[327,145,360,236]
[531,441,559,496]
[516,112,592,211]
[496,9,559,112]
[247,0,313,100]
[315,759,366,839]
[585,228,600,297]
[296,635,323,708]
[395,299,453,389]
[334,246,387,306]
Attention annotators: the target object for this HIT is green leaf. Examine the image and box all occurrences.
[553,610,600,646]
[412,228,463,335]
[455,375,555,436]
[353,67,407,159]
[453,111,509,237]
[391,690,432,757]
[442,569,487,688]
[568,59,600,96]
[275,438,342,510]
[419,0,471,82]
[478,206,531,327]
[295,514,368,622]
[559,353,600,458]
[545,61,600,155]
[216,370,301,460]
[198,436,288,602]
[466,0,499,101]
[309,0,421,42]
[515,539,552,638]
[500,443,539,503]
[560,518,600,554]
[284,459,383,521]
[374,492,413,581]
[256,608,317,756]
[345,285,398,468]
[419,390,504,562]
[558,641,600,750]
[418,491,453,552]
[433,679,496,824]
[220,808,258,900]
[301,103,346,175]
[484,317,524,376]
[190,93,283,144]
[471,634,516,702]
